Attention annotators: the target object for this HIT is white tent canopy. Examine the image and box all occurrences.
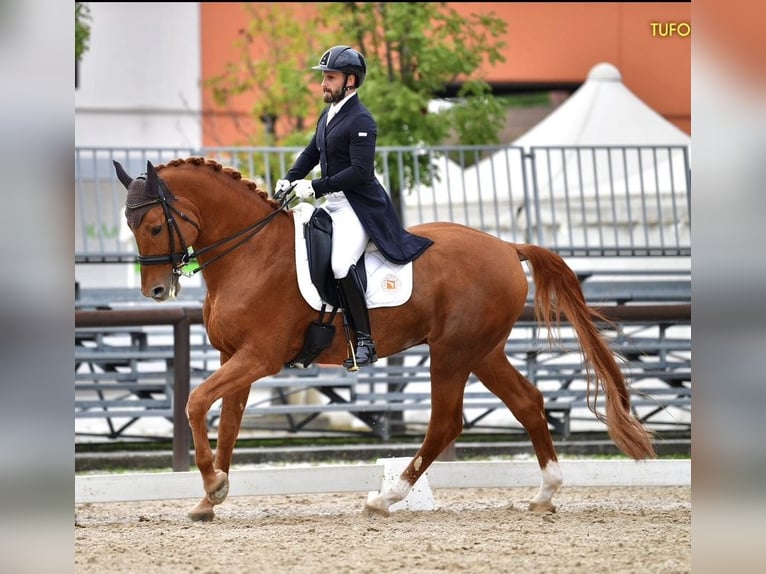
[405,62,691,253]
[512,62,690,149]
[507,62,690,236]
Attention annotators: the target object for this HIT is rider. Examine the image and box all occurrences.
[275,45,433,370]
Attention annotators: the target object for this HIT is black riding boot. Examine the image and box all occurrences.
[337,266,377,370]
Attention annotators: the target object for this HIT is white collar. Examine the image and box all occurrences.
[327,91,357,120]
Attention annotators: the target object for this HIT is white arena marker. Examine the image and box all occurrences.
[367,457,436,512]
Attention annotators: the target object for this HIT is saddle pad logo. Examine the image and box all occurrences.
[382,273,401,292]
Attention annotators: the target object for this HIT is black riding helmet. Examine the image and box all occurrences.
[312,45,367,89]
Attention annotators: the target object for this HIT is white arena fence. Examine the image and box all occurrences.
[75,458,691,505]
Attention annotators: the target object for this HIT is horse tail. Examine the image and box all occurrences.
[514,243,656,460]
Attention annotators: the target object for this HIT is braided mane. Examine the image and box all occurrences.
[157,156,278,207]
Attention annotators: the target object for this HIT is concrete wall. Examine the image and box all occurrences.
[75,3,202,148]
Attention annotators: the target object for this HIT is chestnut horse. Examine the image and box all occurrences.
[114,157,655,521]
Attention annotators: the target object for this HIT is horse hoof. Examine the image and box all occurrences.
[362,502,391,518]
[205,469,230,505]
[528,501,556,513]
[188,499,215,522]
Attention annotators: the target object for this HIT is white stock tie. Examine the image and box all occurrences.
[327,105,338,125]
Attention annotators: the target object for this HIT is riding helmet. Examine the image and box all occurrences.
[312,45,367,88]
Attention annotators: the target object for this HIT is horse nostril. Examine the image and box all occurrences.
[152,286,166,299]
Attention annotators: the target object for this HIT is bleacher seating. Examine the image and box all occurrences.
[75,271,690,441]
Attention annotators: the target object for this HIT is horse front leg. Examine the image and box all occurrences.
[364,364,469,516]
[185,357,266,521]
[187,384,251,522]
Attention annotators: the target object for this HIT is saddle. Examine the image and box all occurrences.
[287,208,365,369]
[304,208,366,308]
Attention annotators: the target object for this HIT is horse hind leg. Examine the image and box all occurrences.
[364,363,469,516]
[473,347,562,513]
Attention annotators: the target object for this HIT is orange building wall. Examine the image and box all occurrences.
[200,2,690,146]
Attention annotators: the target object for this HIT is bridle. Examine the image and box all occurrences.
[127,174,286,278]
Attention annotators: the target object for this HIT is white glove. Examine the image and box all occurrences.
[274,179,292,201]
[291,179,315,199]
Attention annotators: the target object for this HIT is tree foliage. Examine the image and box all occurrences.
[325,2,508,207]
[204,3,336,147]
[206,2,509,209]
[75,2,92,62]
[207,2,507,148]
[326,2,508,148]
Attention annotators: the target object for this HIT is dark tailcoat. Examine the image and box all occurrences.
[285,95,433,264]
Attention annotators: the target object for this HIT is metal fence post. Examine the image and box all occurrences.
[172,312,192,471]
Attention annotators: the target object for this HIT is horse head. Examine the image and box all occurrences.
[114,160,201,301]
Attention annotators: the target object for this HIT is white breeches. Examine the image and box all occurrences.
[321,193,369,278]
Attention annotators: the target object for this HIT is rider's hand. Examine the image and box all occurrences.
[274,179,293,201]
[292,180,315,200]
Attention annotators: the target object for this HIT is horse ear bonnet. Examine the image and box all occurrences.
[124,177,154,229]
[123,163,163,229]
[121,161,177,228]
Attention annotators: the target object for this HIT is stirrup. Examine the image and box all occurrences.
[343,339,377,371]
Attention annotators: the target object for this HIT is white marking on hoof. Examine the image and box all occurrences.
[530,461,562,510]
[365,478,411,515]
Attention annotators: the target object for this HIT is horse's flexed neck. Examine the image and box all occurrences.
[157,157,280,244]
[156,159,290,285]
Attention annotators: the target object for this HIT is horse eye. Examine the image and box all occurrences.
[151,225,163,236]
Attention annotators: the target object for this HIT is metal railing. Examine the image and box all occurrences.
[75,144,690,263]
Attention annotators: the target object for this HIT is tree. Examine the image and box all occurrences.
[205,3,336,148]
[206,2,508,210]
[75,2,92,62]
[328,2,507,148]
[324,2,508,211]
[204,4,339,180]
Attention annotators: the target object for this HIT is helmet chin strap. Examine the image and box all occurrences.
[339,75,356,98]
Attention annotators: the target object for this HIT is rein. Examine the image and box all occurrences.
[181,206,284,277]
[129,174,287,277]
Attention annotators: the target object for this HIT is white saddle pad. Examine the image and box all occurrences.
[291,203,413,312]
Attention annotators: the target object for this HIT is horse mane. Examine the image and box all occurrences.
[157,156,279,208]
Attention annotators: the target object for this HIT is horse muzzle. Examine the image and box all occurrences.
[144,274,181,302]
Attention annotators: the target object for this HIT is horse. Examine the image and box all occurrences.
[113,156,655,521]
